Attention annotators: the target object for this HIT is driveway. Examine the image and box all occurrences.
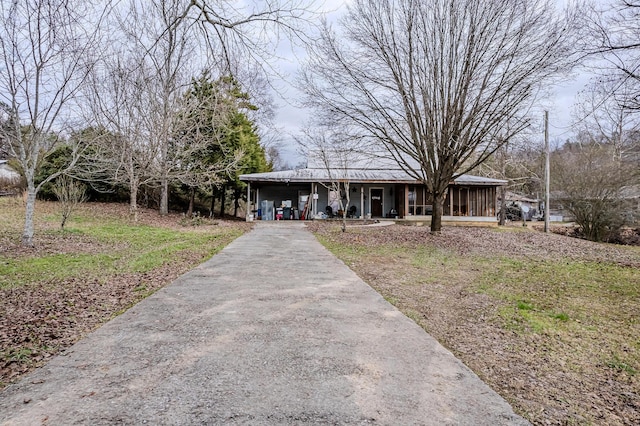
[0,222,528,425]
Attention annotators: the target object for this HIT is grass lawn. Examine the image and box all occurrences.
[0,197,250,387]
[309,222,640,426]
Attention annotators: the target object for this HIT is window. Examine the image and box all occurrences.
[444,186,497,217]
[408,186,433,216]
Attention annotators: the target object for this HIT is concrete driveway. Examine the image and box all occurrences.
[0,222,528,425]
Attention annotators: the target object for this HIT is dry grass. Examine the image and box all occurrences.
[309,222,640,426]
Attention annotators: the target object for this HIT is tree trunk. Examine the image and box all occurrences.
[341,186,349,232]
[130,183,139,222]
[220,185,226,218]
[21,186,37,247]
[233,190,240,218]
[187,187,195,217]
[430,192,445,234]
[498,186,506,226]
[159,177,169,216]
[210,189,216,218]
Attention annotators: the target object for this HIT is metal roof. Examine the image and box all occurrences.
[240,167,507,186]
[244,149,507,186]
[452,174,508,186]
[0,161,21,182]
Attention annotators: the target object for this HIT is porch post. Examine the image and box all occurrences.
[404,184,409,218]
[246,182,251,221]
[360,186,364,219]
[449,188,454,216]
[313,183,318,216]
[311,183,314,216]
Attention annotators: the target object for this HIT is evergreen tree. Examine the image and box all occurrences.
[210,76,271,217]
[173,73,269,217]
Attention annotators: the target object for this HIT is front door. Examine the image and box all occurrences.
[371,188,383,217]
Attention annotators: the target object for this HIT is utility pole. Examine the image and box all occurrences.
[544,110,550,233]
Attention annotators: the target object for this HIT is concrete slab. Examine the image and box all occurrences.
[0,222,529,425]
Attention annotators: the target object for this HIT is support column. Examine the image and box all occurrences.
[360,187,364,219]
[310,183,314,218]
[449,188,454,216]
[313,183,318,216]
[256,188,260,212]
[404,184,409,218]
[246,182,251,221]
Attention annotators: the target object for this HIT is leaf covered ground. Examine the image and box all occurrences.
[308,221,640,426]
[2,198,638,425]
[0,199,251,388]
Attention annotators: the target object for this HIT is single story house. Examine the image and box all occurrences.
[239,155,507,225]
[0,160,21,195]
[550,185,640,225]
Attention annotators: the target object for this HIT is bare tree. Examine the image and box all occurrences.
[82,51,162,221]
[113,0,210,217]
[573,78,640,161]
[301,0,579,233]
[552,139,635,242]
[52,175,87,230]
[298,128,369,231]
[129,0,197,216]
[576,0,640,184]
[79,1,191,220]
[0,0,105,246]
[582,1,640,111]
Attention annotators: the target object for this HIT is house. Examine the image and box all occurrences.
[239,154,506,225]
[551,185,640,225]
[0,160,21,195]
[620,184,640,225]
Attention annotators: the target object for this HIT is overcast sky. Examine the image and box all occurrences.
[269,0,595,165]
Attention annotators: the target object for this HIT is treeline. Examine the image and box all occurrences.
[36,74,269,219]
[477,128,640,242]
[0,0,308,246]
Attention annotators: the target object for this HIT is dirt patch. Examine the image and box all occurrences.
[308,222,640,426]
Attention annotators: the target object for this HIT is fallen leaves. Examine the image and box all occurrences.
[1,268,183,385]
[310,221,640,426]
[0,201,250,389]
